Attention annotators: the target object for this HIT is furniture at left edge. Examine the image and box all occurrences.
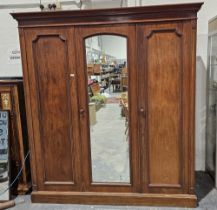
[0,78,31,194]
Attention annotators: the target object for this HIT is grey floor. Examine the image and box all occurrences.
[9,188,217,210]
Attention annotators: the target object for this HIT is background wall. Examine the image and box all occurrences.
[101,36,126,59]
[0,0,216,170]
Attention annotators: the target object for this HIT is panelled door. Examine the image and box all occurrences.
[75,25,140,193]
[137,22,194,194]
[23,27,81,191]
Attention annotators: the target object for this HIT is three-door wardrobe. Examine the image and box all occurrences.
[12,2,203,207]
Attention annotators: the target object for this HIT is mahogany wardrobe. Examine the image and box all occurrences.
[12,2,203,207]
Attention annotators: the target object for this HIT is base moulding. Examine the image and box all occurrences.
[31,191,197,207]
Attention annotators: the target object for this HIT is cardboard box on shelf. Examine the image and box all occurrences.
[93,64,101,74]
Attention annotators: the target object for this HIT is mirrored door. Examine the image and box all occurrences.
[75,25,139,192]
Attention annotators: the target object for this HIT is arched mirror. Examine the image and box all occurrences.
[85,35,130,183]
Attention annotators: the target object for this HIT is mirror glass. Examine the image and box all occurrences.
[0,111,9,200]
[206,34,217,176]
[85,35,130,183]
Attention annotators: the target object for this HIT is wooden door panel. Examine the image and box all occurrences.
[147,28,182,187]
[137,23,186,193]
[24,28,81,191]
[33,35,73,182]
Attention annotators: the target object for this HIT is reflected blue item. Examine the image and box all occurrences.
[0,112,8,161]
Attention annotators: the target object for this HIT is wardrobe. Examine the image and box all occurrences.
[12,2,202,207]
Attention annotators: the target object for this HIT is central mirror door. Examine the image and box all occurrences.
[75,26,139,192]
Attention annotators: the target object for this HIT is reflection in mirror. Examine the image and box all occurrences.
[85,35,130,183]
[0,111,9,200]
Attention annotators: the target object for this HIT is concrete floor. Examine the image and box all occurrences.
[9,188,217,210]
